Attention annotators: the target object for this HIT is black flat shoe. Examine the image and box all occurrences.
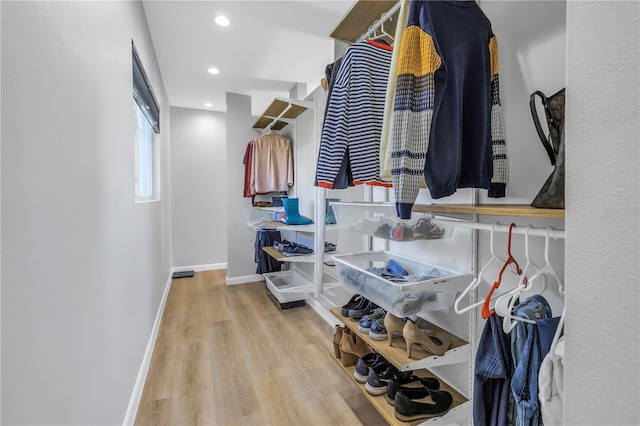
[394,387,453,421]
[386,375,441,405]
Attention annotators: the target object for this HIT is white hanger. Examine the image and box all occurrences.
[455,223,508,314]
[378,13,394,41]
[496,226,540,333]
[528,227,564,295]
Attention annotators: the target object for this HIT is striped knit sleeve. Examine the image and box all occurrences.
[391,25,442,219]
[315,50,352,189]
[488,36,507,198]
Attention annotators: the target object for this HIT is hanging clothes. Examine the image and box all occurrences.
[510,295,559,426]
[243,141,254,198]
[316,39,393,189]
[538,336,565,425]
[473,314,514,426]
[254,228,283,274]
[388,0,508,219]
[249,131,294,196]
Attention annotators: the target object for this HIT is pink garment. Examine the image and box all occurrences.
[250,132,294,194]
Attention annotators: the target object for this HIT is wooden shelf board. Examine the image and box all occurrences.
[412,204,565,219]
[252,98,310,129]
[330,0,399,44]
[330,307,468,372]
[330,352,468,425]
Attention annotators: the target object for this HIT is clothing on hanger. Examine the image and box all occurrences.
[249,132,294,195]
[315,39,393,189]
[388,0,508,219]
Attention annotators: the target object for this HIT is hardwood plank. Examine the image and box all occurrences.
[135,270,385,425]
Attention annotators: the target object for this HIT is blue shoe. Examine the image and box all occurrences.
[358,308,385,333]
[369,317,388,341]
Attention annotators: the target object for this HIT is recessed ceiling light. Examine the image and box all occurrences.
[207,67,220,75]
[204,103,213,108]
[215,16,230,27]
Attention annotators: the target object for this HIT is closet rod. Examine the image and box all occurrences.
[432,219,566,240]
[358,0,401,41]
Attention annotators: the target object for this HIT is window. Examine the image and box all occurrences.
[132,41,160,201]
[135,100,155,200]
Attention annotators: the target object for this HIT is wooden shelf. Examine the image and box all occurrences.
[330,352,467,425]
[330,0,399,44]
[252,98,312,130]
[331,307,468,369]
[412,204,565,219]
[330,352,416,426]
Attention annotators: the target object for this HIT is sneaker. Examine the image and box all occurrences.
[282,243,313,256]
[273,240,292,251]
[353,353,385,383]
[369,318,388,340]
[413,217,445,239]
[358,308,386,333]
[365,362,413,396]
[324,241,337,252]
[341,294,364,317]
[350,300,379,319]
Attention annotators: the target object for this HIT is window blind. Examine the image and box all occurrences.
[132,41,160,133]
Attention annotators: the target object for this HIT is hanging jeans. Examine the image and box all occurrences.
[510,296,560,426]
[254,228,283,274]
[473,314,514,426]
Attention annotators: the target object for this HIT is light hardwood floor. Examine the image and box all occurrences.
[135,269,387,425]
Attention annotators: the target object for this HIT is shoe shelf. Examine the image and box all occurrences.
[330,307,469,375]
[262,247,342,264]
[329,307,470,425]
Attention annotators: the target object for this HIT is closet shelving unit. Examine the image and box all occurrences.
[320,2,568,424]
[252,97,312,131]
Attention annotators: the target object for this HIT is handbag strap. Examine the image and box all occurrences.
[530,91,557,166]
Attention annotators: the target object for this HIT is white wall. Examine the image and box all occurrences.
[564,1,640,424]
[225,93,263,283]
[1,1,173,424]
[170,107,227,269]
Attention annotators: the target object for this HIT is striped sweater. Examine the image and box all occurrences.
[316,39,393,189]
[390,0,508,219]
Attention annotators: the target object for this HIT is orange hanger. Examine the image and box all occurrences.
[482,223,524,319]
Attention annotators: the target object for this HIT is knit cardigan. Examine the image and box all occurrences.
[389,0,508,219]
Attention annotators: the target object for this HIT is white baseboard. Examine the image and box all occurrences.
[225,274,265,285]
[122,272,173,426]
[172,262,226,272]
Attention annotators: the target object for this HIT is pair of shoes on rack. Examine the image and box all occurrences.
[412,216,446,239]
[384,313,451,358]
[358,308,388,341]
[365,360,413,396]
[341,294,379,319]
[390,377,453,421]
[357,308,385,333]
[334,327,372,367]
[277,241,313,256]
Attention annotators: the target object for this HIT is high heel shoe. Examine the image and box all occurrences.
[383,312,405,346]
[333,325,347,359]
[403,320,451,358]
[340,331,372,367]
[384,313,436,346]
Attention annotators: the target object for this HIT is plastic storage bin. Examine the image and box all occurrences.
[331,250,472,317]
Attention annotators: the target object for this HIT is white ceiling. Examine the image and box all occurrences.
[142,1,355,116]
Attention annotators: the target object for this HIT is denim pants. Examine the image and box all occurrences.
[510,296,560,426]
